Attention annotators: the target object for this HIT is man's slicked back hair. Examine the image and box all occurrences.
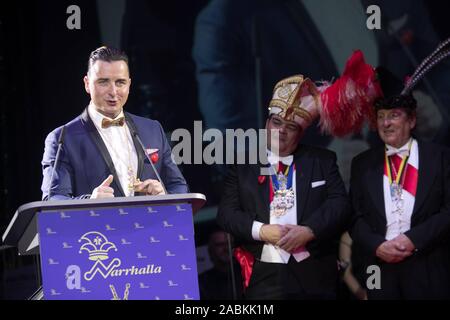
[87,46,129,74]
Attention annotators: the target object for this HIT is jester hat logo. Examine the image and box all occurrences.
[79,231,118,261]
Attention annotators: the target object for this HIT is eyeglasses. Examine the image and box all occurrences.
[269,117,301,132]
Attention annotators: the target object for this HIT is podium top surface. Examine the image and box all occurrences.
[2,193,206,246]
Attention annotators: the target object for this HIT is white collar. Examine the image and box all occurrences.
[385,137,413,157]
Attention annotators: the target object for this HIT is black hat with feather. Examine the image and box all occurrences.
[374,37,450,112]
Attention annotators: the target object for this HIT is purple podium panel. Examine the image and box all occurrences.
[38,203,199,300]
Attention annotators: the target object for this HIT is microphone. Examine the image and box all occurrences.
[47,126,66,200]
[128,125,167,195]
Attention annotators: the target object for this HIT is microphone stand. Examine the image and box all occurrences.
[128,126,167,194]
[226,233,238,300]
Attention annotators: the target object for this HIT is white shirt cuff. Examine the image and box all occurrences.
[252,221,264,241]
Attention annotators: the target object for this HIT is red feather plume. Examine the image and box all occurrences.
[319,50,383,136]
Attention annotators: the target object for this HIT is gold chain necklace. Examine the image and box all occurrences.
[100,124,137,195]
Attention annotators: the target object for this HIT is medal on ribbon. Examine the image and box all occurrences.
[270,164,295,218]
[385,140,412,215]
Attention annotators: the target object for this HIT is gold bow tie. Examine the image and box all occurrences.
[102,117,125,129]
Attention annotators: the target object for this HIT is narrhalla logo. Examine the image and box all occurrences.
[78,231,162,281]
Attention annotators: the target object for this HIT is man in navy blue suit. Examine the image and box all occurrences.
[41,46,188,200]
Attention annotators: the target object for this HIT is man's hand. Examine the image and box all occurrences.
[276,225,315,253]
[91,175,115,199]
[259,224,288,245]
[375,238,413,263]
[134,179,166,195]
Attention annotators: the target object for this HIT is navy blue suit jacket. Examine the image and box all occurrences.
[41,109,188,200]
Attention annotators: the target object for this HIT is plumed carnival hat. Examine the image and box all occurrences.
[374,37,450,113]
[268,75,320,130]
[269,50,383,136]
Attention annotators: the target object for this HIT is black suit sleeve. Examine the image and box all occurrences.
[404,148,450,251]
[217,164,258,243]
[302,152,351,241]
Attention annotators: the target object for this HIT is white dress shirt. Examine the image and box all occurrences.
[88,104,138,196]
[252,150,310,264]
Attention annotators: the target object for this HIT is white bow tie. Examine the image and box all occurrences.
[386,145,410,157]
[267,153,293,166]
